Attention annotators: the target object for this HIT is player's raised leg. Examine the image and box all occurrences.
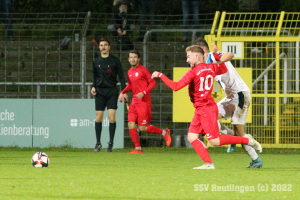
[209,134,262,153]
[136,103,171,147]
[139,125,171,147]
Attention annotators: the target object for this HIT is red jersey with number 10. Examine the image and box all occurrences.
[179,62,227,108]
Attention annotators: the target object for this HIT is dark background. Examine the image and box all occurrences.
[12,0,299,13]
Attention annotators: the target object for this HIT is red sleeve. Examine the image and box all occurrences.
[144,68,157,94]
[159,74,188,91]
[121,74,132,94]
[121,84,131,94]
[214,63,228,75]
[213,53,220,61]
[178,69,194,85]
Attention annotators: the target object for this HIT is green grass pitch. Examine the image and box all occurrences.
[0,147,299,200]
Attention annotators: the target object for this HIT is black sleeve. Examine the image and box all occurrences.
[92,61,97,88]
[117,59,126,90]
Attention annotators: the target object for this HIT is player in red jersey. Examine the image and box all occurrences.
[119,50,171,154]
[152,45,262,169]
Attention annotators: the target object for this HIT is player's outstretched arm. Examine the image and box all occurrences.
[152,71,187,91]
[218,52,234,63]
[211,44,234,64]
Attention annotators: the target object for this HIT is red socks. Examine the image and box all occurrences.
[190,135,249,163]
[191,139,213,163]
[219,135,249,146]
[129,129,140,147]
[130,125,163,147]
[146,125,163,134]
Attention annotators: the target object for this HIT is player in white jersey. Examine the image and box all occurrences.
[193,38,263,168]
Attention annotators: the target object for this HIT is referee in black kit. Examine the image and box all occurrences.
[91,38,128,152]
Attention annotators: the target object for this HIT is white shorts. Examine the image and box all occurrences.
[217,91,251,125]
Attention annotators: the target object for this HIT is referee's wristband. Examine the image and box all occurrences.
[158,73,163,78]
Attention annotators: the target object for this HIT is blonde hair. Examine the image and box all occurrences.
[185,45,204,54]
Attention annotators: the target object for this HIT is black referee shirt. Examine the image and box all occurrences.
[93,54,126,91]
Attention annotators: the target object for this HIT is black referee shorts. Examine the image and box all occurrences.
[95,87,118,111]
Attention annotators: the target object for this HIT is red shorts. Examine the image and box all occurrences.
[188,103,220,140]
[128,100,152,126]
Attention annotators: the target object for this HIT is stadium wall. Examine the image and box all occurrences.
[0,99,124,148]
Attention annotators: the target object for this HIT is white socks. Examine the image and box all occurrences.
[242,135,259,160]
[218,121,259,161]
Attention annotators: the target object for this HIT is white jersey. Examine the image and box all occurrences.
[206,52,250,98]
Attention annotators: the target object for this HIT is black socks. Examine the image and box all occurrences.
[95,122,102,144]
[109,122,116,144]
[96,122,116,144]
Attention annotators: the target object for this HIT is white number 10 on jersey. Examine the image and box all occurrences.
[199,75,214,91]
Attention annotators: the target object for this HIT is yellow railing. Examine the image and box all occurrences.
[207,11,300,148]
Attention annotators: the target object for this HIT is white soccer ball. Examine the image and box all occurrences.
[31,152,50,168]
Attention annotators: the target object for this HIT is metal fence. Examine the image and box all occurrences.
[0,12,216,96]
[0,12,216,145]
[207,11,300,148]
[2,11,299,147]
